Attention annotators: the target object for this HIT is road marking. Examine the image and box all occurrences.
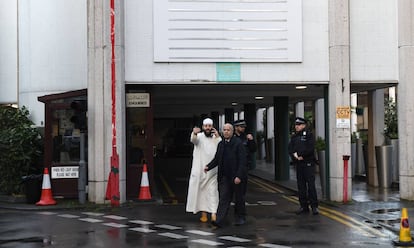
[104,215,128,220]
[186,230,214,236]
[58,214,80,218]
[79,218,103,223]
[219,236,251,242]
[82,212,104,216]
[249,178,284,193]
[129,220,154,225]
[103,222,129,228]
[37,211,56,215]
[155,224,182,230]
[191,239,224,246]
[282,195,387,238]
[257,201,277,206]
[259,244,291,248]
[158,232,188,239]
[129,227,156,233]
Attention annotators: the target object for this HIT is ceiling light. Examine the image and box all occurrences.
[295,85,307,90]
[255,96,264,100]
[232,102,238,106]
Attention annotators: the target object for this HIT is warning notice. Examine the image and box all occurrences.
[51,166,79,179]
[336,106,351,128]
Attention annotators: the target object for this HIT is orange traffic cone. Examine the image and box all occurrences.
[36,168,57,206]
[393,208,414,246]
[138,164,152,200]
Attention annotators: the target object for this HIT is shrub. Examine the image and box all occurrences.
[0,106,43,195]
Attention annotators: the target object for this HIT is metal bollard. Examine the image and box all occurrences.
[343,155,350,203]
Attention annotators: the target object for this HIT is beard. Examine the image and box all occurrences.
[203,130,213,138]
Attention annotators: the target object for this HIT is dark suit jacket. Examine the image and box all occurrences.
[206,136,247,180]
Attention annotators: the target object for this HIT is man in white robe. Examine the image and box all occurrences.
[186,118,221,222]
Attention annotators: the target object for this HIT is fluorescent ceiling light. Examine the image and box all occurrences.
[255,96,264,100]
[295,85,307,90]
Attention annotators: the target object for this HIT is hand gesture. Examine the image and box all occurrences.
[246,134,253,140]
[234,177,241,184]
[193,127,201,135]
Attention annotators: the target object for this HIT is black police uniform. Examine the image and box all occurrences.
[288,121,318,214]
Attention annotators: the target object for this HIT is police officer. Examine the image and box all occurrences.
[233,120,257,170]
[288,117,319,215]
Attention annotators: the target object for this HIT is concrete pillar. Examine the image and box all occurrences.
[315,98,325,139]
[87,0,126,203]
[224,108,234,124]
[295,102,304,118]
[398,0,414,200]
[328,0,351,202]
[244,103,257,169]
[350,94,358,133]
[367,90,385,187]
[274,97,289,180]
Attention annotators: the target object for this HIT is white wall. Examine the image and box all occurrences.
[125,0,329,83]
[0,0,18,104]
[18,0,87,125]
[350,0,398,81]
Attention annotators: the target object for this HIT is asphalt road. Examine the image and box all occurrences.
[0,175,397,248]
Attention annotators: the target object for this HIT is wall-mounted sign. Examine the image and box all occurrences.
[126,93,150,107]
[336,106,351,128]
[51,166,79,179]
[217,63,240,82]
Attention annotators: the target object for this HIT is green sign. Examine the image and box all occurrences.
[216,63,240,82]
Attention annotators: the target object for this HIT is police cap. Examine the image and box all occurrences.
[295,117,307,125]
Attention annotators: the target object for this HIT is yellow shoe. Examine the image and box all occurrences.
[211,213,216,222]
[200,212,208,223]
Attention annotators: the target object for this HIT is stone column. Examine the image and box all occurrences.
[274,97,289,180]
[295,102,304,118]
[328,0,351,202]
[315,98,325,139]
[398,0,414,200]
[87,0,126,203]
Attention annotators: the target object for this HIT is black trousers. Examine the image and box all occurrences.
[296,163,318,209]
[216,176,246,225]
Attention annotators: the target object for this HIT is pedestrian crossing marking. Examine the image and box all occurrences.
[158,232,188,239]
[129,220,154,225]
[104,215,128,220]
[186,230,214,236]
[103,222,129,228]
[191,239,224,246]
[82,212,104,216]
[129,227,156,233]
[37,211,56,215]
[219,236,251,242]
[58,214,80,218]
[259,244,291,248]
[155,224,182,230]
[79,218,103,223]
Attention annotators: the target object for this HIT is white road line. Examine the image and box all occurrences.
[257,201,277,206]
[82,212,104,216]
[259,244,291,248]
[158,232,188,239]
[104,215,128,220]
[186,230,214,236]
[58,214,80,218]
[103,222,129,228]
[191,239,224,246]
[37,211,56,215]
[155,224,182,230]
[219,236,251,242]
[79,218,103,223]
[129,220,154,225]
[129,227,156,233]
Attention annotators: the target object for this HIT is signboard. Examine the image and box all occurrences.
[51,166,79,179]
[216,63,241,82]
[126,93,150,107]
[336,106,351,128]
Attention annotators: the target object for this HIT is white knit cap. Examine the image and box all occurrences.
[203,118,213,125]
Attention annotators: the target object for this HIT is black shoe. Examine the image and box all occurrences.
[312,207,319,215]
[211,221,221,228]
[295,207,309,215]
[234,218,246,226]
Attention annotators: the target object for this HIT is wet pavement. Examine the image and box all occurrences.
[0,159,411,247]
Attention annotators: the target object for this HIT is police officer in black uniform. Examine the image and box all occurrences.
[288,117,319,215]
[233,120,257,170]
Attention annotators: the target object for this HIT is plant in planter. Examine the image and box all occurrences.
[384,97,398,140]
[315,136,326,152]
[0,106,43,195]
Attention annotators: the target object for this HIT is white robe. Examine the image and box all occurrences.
[186,132,221,214]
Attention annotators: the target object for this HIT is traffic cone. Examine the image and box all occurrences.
[393,208,414,246]
[138,163,152,200]
[36,168,57,206]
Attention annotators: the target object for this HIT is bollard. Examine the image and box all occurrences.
[343,155,350,203]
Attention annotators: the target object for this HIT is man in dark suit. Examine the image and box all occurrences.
[204,123,247,228]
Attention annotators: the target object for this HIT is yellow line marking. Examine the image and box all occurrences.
[159,175,176,198]
[283,195,387,238]
[249,178,284,193]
